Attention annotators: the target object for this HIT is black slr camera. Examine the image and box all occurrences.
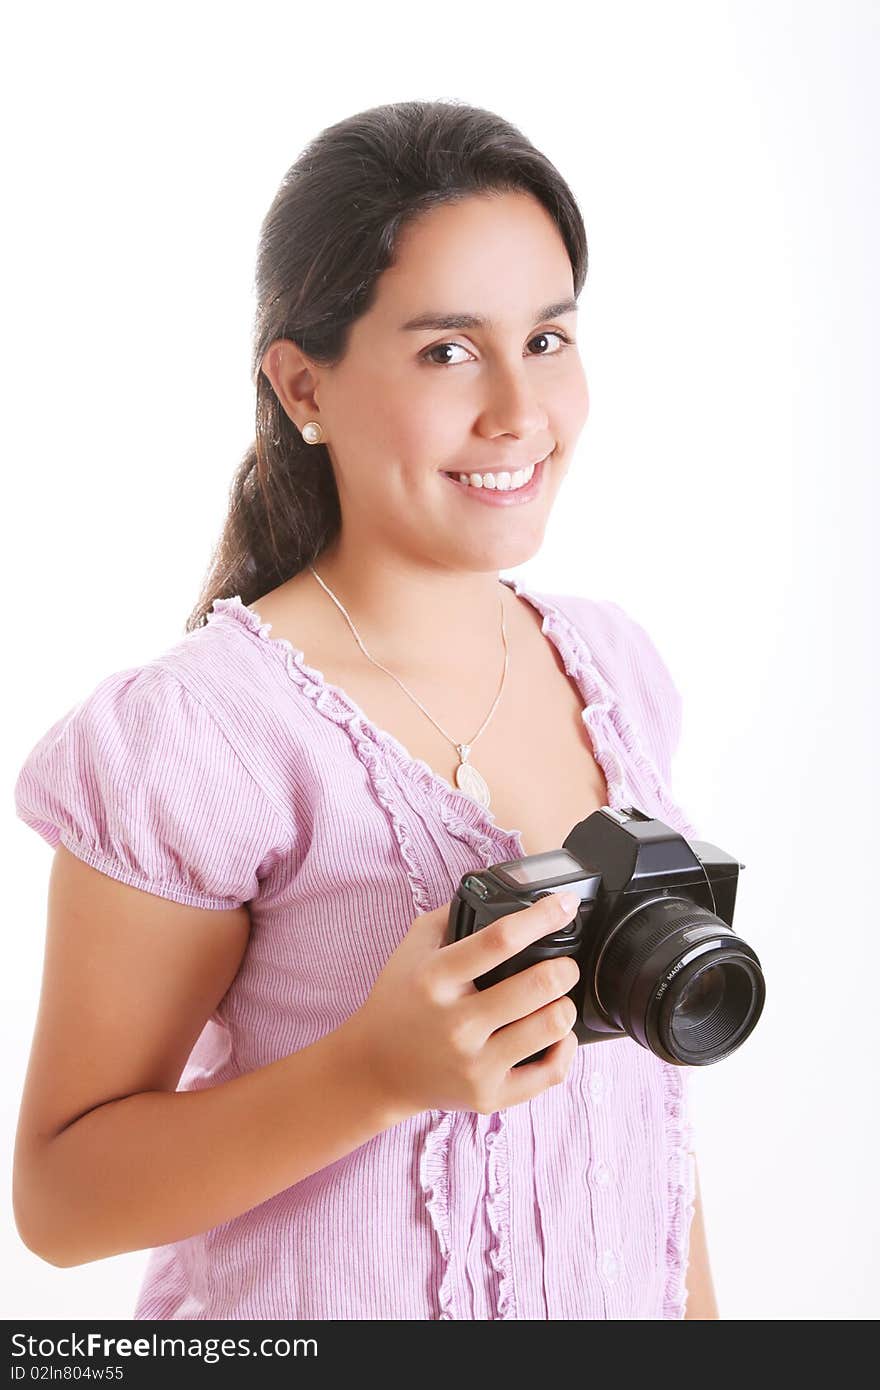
[447,806,765,1067]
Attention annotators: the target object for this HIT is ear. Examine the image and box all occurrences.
[260,339,322,430]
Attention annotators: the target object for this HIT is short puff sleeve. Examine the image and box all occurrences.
[13,663,288,910]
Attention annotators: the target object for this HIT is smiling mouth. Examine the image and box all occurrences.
[442,449,553,488]
[441,448,553,503]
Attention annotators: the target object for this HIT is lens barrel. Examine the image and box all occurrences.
[595,895,765,1065]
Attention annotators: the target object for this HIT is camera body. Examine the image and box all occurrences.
[447,806,765,1067]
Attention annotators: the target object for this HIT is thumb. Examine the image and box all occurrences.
[406,901,455,955]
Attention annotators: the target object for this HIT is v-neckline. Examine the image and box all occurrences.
[206,575,628,864]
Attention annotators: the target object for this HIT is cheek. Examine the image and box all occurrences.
[558,362,589,433]
[391,394,464,468]
[335,381,417,464]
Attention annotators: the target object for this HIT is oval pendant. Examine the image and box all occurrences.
[455,760,491,809]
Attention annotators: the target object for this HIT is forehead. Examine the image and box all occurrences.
[369,190,574,324]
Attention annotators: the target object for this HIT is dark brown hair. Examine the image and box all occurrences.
[184,99,588,633]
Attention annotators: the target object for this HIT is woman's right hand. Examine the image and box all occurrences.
[345,892,581,1120]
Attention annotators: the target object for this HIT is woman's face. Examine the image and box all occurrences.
[294,189,589,574]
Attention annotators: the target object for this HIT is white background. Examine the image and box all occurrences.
[3,0,877,1321]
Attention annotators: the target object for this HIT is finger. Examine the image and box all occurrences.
[497,1031,579,1108]
[485,991,579,1074]
[474,953,580,1041]
[440,890,579,985]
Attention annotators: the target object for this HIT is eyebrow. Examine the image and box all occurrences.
[399,297,579,332]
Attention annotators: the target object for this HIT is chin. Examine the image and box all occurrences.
[475,535,545,571]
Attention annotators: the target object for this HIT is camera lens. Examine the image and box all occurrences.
[595,896,765,1065]
[673,964,726,1029]
[660,953,763,1062]
[670,961,756,1053]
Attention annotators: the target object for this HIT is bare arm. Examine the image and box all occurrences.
[15,847,622,1270]
[18,1020,400,1267]
[13,847,403,1268]
[684,1160,719,1319]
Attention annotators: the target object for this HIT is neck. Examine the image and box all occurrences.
[308,546,513,677]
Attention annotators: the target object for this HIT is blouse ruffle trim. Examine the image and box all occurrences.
[497,580,700,841]
[661,1063,697,1319]
[418,1109,457,1319]
[208,595,441,915]
[484,1109,516,1318]
[416,1106,516,1321]
[208,595,522,875]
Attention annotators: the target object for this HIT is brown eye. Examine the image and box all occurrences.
[420,329,572,368]
[528,331,570,355]
[422,342,473,366]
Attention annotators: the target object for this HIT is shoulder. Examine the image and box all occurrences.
[535,591,666,670]
[530,588,686,784]
[142,600,319,802]
[13,650,295,909]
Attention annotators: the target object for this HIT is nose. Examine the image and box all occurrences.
[479,359,549,440]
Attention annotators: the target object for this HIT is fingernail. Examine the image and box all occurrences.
[559,891,579,913]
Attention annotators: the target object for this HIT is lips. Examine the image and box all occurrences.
[442,449,552,481]
[441,449,551,505]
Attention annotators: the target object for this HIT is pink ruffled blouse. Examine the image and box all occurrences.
[13,576,699,1319]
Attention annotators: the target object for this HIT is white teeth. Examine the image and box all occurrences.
[453,461,537,491]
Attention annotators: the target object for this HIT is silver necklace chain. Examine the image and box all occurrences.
[308,563,508,811]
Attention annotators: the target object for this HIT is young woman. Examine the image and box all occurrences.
[12,100,717,1319]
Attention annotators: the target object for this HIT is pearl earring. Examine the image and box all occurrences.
[302,421,324,445]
